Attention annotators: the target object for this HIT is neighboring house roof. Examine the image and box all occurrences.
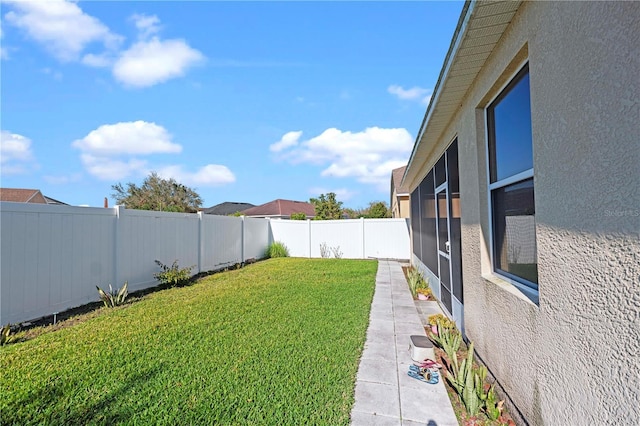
[241,199,316,218]
[0,188,47,204]
[202,202,255,216]
[0,188,68,205]
[43,196,68,206]
[391,166,410,195]
[403,1,521,189]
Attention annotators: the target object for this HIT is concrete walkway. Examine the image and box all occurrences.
[350,260,458,426]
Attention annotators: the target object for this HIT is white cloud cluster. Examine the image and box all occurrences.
[157,164,235,186]
[271,127,413,190]
[308,187,355,201]
[3,1,203,88]
[0,130,36,175]
[113,37,204,88]
[72,121,235,186]
[388,84,432,105]
[4,0,122,62]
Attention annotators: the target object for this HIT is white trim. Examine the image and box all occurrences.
[488,169,534,190]
[484,60,539,295]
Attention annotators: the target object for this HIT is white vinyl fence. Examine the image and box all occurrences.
[0,203,409,325]
[269,218,410,260]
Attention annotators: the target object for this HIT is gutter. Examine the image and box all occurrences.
[402,0,475,188]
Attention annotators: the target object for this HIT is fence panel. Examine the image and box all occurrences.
[310,220,364,258]
[0,203,117,325]
[364,218,411,259]
[201,215,243,270]
[117,208,199,291]
[243,217,269,261]
[269,220,309,257]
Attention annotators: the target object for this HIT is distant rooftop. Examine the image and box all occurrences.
[241,199,316,218]
[391,166,409,195]
[202,202,255,216]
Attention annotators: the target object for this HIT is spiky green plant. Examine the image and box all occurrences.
[485,385,505,420]
[1,324,13,346]
[429,321,461,362]
[96,281,129,308]
[265,241,289,258]
[446,342,481,416]
[406,267,425,298]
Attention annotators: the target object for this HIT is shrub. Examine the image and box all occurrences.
[330,246,343,259]
[265,241,289,258]
[428,313,456,329]
[290,212,306,220]
[154,260,194,287]
[96,281,129,308]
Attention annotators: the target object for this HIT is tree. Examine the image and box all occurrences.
[365,201,391,218]
[111,172,203,213]
[290,212,307,220]
[310,192,343,220]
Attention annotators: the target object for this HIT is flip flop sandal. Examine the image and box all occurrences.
[407,369,439,384]
[409,365,439,376]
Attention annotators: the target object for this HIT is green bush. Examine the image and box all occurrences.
[290,212,306,220]
[153,260,194,287]
[96,281,129,308]
[265,241,289,258]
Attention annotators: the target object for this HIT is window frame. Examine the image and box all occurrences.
[485,61,538,292]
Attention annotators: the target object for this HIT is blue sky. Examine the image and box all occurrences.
[1,0,463,209]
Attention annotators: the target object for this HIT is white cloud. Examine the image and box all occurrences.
[42,67,63,80]
[274,127,413,190]
[113,37,204,88]
[43,173,83,185]
[308,187,355,201]
[0,130,36,175]
[72,121,182,155]
[81,52,113,68]
[270,131,302,152]
[157,164,236,187]
[3,0,122,62]
[72,121,235,186]
[131,14,161,40]
[388,84,431,105]
[80,153,148,181]
[0,25,8,59]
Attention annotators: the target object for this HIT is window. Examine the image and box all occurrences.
[487,64,538,288]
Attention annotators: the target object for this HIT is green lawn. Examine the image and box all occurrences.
[1,258,377,425]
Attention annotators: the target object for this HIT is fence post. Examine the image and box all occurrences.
[241,215,245,263]
[114,205,124,285]
[361,217,366,259]
[307,219,312,258]
[197,211,203,273]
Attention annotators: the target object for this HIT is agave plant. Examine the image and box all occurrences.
[96,281,129,308]
[1,324,12,346]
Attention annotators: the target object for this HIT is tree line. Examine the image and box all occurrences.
[112,173,391,219]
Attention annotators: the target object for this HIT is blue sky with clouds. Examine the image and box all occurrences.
[1,0,463,209]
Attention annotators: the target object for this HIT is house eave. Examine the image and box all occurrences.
[402,0,522,191]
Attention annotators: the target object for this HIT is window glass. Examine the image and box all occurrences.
[491,178,538,285]
[489,67,533,183]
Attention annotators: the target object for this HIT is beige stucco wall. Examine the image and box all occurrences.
[411,2,639,424]
[392,190,410,219]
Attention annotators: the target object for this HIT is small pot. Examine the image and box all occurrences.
[417,293,429,300]
[430,324,438,335]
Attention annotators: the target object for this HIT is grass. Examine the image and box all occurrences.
[1,258,377,425]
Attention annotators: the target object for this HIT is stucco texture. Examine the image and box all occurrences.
[412,1,639,424]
